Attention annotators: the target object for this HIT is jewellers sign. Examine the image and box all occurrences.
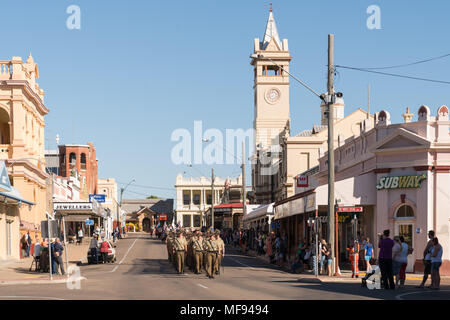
[54,202,93,211]
[376,174,427,190]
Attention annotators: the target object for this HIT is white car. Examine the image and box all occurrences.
[87,240,117,264]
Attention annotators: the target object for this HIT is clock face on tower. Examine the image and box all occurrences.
[265,88,280,104]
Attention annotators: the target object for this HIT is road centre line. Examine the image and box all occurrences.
[110,238,139,273]
[197,284,208,289]
[228,257,256,270]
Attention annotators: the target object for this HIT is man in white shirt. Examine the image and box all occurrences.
[77,227,84,244]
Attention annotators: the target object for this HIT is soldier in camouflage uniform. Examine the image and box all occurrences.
[204,232,219,279]
[214,230,225,275]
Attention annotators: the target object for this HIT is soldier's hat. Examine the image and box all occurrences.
[214,230,220,235]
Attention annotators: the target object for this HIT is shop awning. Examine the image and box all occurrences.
[0,187,35,206]
[243,203,274,222]
[274,190,316,220]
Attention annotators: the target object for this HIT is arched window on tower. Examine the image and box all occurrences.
[69,152,76,169]
[80,153,87,170]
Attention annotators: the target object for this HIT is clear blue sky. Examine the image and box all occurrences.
[2,0,450,199]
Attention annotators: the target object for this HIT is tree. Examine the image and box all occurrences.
[146,195,160,199]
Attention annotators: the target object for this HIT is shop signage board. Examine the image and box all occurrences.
[54,202,93,211]
[376,174,427,190]
[297,175,308,187]
[158,213,167,221]
[85,219,94,226]
[89,194,106,203]
[337,206,363,213]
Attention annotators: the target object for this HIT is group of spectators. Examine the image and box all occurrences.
[378,229,443,290]
[27,236,66,275]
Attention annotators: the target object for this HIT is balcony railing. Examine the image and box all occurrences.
[0,61,12,80]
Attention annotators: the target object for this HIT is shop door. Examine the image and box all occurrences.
[396,223,414,273]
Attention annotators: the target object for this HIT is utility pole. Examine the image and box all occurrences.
[242,141,247,219]
[211,168,215,230]
[327,34,336,276]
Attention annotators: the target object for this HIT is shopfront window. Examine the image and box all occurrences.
[396,205,414,218]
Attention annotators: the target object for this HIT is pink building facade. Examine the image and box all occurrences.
[315,105,450,275]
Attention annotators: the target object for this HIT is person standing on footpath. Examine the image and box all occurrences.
[417,230,435,288]
[21,234,28,258]
[77,227,84,245]
[89,235,99,264]
[52,238,65,275]
[398,236,410,287]
[392,236,403,288]
[378,230,395,290]
[430,237,443,290]
[364,237,374,273]
[34,236,41,271]
[26,232,32,257]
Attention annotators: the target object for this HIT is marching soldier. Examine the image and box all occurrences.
[193,232,205,274]
[187,231,197,271]
[166,231,175,264]
[204,232,219,279]
[173,231,187,274]
[214,230,225,275]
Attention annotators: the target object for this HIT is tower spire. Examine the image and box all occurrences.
[262,5,281,49]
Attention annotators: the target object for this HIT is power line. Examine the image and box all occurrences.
[116,181,174,191]
[336,53,450,70]
[335,65,450,85]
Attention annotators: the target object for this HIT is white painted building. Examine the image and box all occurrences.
[174,174,243,228]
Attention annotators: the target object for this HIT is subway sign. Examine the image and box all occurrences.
[376,174,427,190]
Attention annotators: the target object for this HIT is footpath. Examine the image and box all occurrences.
[232,245,450,285]
[0,238,92,286]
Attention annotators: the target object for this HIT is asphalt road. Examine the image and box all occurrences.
[0,233,449,300]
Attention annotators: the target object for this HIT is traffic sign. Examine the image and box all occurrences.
[85,219,94,226]
[89,194,106,203]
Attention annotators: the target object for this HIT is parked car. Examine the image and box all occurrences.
[87,240,117,264]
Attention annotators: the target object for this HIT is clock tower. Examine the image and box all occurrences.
[250,8,291,150]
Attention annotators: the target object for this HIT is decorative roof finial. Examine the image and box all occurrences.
[270,2,273,12]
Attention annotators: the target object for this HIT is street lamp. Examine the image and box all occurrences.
[119,178,135,231]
